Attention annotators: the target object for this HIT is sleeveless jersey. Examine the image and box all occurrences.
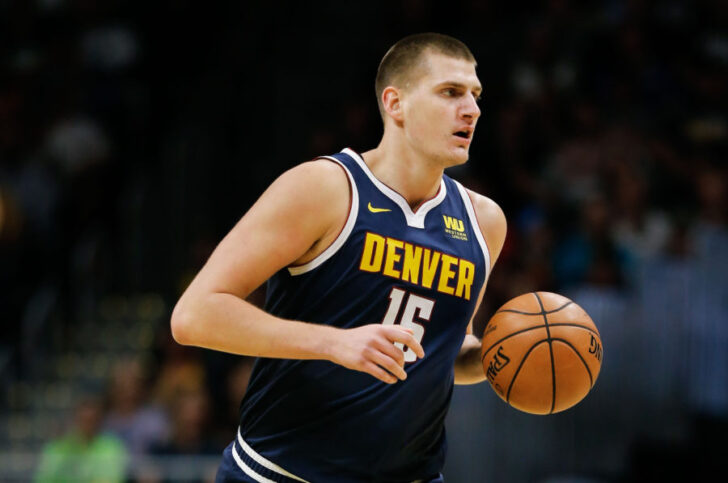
[227,148,490,483]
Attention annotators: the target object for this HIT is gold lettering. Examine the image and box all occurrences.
[443,215,465,232]
[421,249,441,289]
[455,260,475,300]
[443,215,456,230]
[401,243,422,284]
[382,238,404,278]
[359,233,385,272]
[360,232,475,300]
[438,255,458,295]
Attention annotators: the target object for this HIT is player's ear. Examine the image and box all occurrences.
[382,86,404,123]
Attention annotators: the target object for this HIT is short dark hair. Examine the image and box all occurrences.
[375,33,476,119]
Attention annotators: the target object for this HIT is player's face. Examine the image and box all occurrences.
[401,53,482,167]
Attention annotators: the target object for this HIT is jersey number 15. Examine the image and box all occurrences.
[381,288,434,362]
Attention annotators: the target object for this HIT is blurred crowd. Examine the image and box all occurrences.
[33,351,255,482]
[1,0,727,481]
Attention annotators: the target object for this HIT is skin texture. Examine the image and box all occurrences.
[171,50,506,385]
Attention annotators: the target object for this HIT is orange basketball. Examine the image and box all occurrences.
[481,292,602,415]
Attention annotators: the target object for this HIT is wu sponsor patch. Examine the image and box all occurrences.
[443,215,468,241]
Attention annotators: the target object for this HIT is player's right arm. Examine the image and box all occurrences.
[170,160,423,384]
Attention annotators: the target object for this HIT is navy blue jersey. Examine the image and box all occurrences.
[222,148,490,483]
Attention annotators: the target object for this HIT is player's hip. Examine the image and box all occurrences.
[215,430,445,483]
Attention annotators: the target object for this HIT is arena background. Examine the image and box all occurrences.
[1,1,727,481]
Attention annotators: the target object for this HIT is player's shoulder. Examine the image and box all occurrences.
[264,158,353,242]
[464,189,505,225]
[272,158,351,207]
[463,187,507,265]
[290,157,350,188]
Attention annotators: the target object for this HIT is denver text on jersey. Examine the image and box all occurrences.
[359,232,476,300]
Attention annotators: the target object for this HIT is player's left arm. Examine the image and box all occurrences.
[454,189,507,385]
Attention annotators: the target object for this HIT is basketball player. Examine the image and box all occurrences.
[171,33,506,482]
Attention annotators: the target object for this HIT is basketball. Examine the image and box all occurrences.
[481,292,602,415]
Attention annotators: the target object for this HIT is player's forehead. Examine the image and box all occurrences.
[417,51,481,92]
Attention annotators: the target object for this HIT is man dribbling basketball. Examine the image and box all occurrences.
[171,33,507,482]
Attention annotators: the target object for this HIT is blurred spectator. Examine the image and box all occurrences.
[35,396,128,483]
[153,334,207,410]
[155,387,218,455]
[682,166,728,419]
[553,194,627,290]
[140,388,219,483]
[545,137,602,206]
[102,358,169,457]
[81,24,139,73]
[611,165,673,265]
[45,114,109,176]
[221,357,254,435]
[691,166,728,258]
[0,187,25,326]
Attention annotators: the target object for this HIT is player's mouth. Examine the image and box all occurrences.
[452,128,473,145]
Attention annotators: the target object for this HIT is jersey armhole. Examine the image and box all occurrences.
[287,157,359,276]
[454,181,491,286]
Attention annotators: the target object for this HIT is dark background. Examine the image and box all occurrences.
[1,1,727,482]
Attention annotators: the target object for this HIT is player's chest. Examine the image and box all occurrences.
[347,217,483,303]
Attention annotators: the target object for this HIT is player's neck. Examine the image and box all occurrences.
[361,137,444,210]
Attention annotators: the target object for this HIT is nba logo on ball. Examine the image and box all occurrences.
[481,292,603,415]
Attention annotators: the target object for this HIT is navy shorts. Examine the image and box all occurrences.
[215,439,445,483]
[214,441,255,483]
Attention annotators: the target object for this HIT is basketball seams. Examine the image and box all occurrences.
[481,323,599,362]
[533,292,557,414]
[551,338,594,387]
[544,323,600,336]
[506,339,549,405]
[481,325,545,362]
[495,300,573,316]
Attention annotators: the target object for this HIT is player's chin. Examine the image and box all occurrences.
[447,145,470,165]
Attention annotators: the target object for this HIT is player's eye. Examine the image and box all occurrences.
[442,88,458,97]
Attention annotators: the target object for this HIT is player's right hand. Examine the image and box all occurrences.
[328,325,425,384]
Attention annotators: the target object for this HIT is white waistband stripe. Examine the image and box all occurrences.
[236,430,310,483]
[231,442,277,483]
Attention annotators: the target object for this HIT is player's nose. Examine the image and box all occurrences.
[460,94,481,121]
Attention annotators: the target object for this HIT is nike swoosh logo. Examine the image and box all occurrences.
[368,202,392,213]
